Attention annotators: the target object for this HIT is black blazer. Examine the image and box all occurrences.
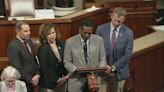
[38,40,67,89]
[7,38,40,84]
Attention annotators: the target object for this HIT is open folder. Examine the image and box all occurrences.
[75,67,107,75]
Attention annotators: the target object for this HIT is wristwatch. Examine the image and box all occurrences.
[111,65,116,72]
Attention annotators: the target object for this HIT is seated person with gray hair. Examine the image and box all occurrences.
[0,66,27,92]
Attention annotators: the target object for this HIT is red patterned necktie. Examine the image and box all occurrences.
[23,41,31,54]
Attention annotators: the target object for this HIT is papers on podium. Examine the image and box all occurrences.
[85,6,100,12]
[153,25,164,32]
[35,9,55,19]
[52,6,77,17]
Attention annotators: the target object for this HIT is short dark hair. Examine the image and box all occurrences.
[15,21,29,32]
[79,20,93,30]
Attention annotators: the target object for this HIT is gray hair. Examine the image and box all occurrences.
[15,21,29,32]
[1,66,21,80]
[112,7,127,17]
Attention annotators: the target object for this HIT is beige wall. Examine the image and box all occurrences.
[73,0,83,10]
[157,0,164,9]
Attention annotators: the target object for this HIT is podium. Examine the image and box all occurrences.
[74,67,107,92]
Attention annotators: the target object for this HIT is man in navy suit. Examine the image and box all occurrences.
[96,7,133,92]
[7,21,40,92]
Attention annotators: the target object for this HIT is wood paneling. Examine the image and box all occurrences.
[125,30,164,92]
[128,45,164,92]
[129,56,145,92]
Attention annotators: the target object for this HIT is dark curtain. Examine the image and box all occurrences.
[56,0,74,7]
[0,0,5,16]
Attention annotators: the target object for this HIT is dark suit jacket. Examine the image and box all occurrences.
[38,40,67,89]
[7,38,39,84]
[96,22,133,80]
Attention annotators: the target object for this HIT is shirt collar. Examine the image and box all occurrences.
[16,35,24,43]
[110,23,121,32]
[80,36,89,44]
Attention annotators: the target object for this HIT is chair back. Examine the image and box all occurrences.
[5,0,35,17]
[31,37,40,54]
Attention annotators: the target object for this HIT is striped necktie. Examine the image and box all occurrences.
[83,40,88,64]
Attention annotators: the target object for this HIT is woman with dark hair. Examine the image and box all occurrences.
[38,23,68,92]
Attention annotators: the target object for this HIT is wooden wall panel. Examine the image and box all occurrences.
[130,55,145,92]
[125,30,164,92]
[144,47,164,92]
[127,45,164,92]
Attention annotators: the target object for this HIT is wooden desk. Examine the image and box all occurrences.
[0,7,109,57]
[124,29,164,92]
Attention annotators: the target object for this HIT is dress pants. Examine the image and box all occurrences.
[26,83,34,92]
[82,81,90,92]
[98,76,125,92]
[39,83,67,92]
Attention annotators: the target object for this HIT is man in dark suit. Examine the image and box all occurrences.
[7,21,40,92]
[96,7,134,92]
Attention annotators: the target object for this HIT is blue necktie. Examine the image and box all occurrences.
[83,40,88,64]
[109,28,116,65]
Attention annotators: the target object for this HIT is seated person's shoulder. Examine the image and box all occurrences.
[0,81,5,85]
[16,80,26,86]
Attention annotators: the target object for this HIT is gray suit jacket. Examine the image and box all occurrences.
[0,80,27,92]
[96,22,133,80]
[64,34,106,92]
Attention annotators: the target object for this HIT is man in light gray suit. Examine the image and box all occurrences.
[96,7,134,92]
[64,20,107,92]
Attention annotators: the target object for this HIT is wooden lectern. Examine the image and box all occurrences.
[74,67,107,92]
